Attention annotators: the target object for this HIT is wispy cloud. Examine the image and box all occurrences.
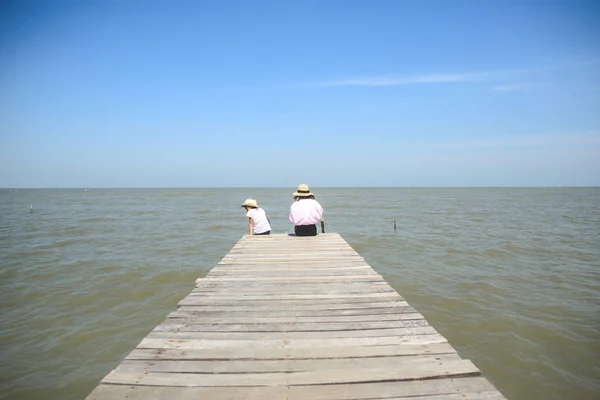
[313,71,495,87]
[493,83,528,92]
[443,132,600,149]
[306,58,599,89]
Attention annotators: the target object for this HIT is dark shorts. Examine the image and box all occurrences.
[255,230,271,235]
[294,224,317,236]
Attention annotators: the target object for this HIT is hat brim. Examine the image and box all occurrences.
[293,192,313,197]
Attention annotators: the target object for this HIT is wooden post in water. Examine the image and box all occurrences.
[393,219,396,231]
[320,220,326,233]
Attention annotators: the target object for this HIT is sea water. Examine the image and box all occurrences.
[0,188,599,399]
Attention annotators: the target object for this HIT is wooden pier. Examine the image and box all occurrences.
[86,233,507,400]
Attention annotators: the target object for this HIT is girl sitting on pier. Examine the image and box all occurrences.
[241,198,271,235]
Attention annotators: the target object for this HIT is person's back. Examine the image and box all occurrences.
[290,198,322,225]
[289,184,323,236]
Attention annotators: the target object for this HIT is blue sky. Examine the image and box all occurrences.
[1,0,599,187]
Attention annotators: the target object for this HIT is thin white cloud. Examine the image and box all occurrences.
[313,72,495,87]
[493,83,527,92]
[306,57,599,89]
[443,132,600,149]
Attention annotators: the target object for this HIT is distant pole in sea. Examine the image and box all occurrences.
[393,219,396,232]
[321,220,326,234]
[30,204,33,214]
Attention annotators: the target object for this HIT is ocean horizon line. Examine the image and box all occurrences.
[2,186,599,190]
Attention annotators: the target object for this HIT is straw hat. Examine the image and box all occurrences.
[241,198,258,208]
[293,184,314,197]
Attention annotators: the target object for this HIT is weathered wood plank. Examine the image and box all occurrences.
[88,377,504,400]
[117,354,462,374]
[187,292,402,299]
[221,253,363,258]
[200,274,384,282]
[206,270,380,277]
[222,255,371,259]
[196,278,390,285]
[216,259,369,265]
[190,286,398,295]
[137,334,448,349]
[182,298,405,307]
[180,297,405,306]
[102,359,480,386]
[213,261,373,271]
[380,394,506,400]
[125,343,457,360]
[177,299,409,309]
[195,281,391,289]
[166,311,425,322]
[223,250,360,256]
[147,326,439,339]
[173,305,419,317]
[153,319,430,332]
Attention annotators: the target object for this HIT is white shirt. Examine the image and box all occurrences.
[246,207,271,234]
[289,198,323,226]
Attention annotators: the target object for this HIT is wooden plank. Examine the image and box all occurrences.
[166,311,425,322]
[153,319,430,332]
[177,299,405,308]
[180,296,404,306]
[176,299,410,309]
[206,270,380,277]
[188,291,398,297]
[220,253,362,257]
[117,354,462,374]
[379,394,506,400]
[88,377,504,400]
[223,250,359,255]
[186,292,402,299]
[190,287,397,295]
[212,264,372,271]
[87,385,286,400]
[200,274,384,282]
[196,279,389,286]
[125,343,457,360]
[182,298,405,306]
[147,327,438,339]
[216,259,368,265]
[137,334,448,349]
[187,294,402,300]
[102,359,480,386]
[218,258,364,263]
[173,306,419,317]
[220,256,366,260]
[221,253,363,258]
[194,281,391,287]
[195,281,391,289]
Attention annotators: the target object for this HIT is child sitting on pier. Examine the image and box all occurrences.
[241,198,271,235]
